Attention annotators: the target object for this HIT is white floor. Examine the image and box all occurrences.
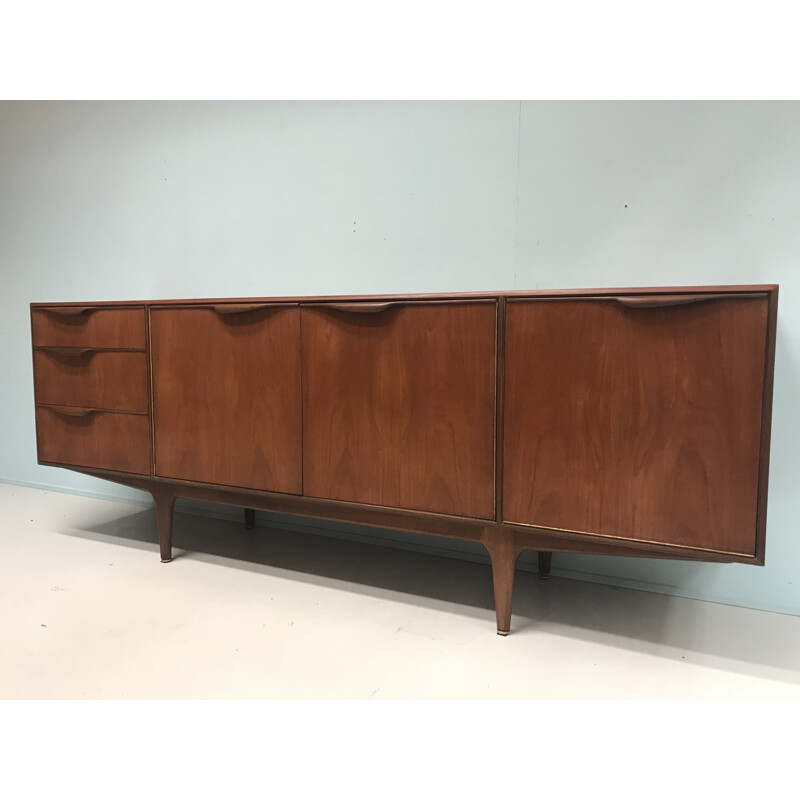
[3,482,800,699]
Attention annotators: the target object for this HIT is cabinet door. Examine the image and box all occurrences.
[151,305,302,494]
[302,301,496,518]
[503,295,770,555]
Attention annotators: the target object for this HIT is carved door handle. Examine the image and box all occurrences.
[613,293,763,308]
[306,302,398,314]
[210,303,295,315]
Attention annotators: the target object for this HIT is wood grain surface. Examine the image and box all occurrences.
[151,306,302,494]
[36,407,150,474]
[31,307,145,348]
[34,350,148,412]
[301,302,496,518]
[503,296,769,554]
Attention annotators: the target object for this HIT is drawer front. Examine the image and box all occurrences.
[36,407,151,474]
[34,350,148,412]
[31,307,146,349]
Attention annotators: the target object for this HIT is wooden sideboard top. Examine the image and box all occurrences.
[30,284,779,308]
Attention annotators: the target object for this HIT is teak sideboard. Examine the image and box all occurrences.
[30,286,778,634]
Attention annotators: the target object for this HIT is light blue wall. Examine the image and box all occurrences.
[2,101,798,615]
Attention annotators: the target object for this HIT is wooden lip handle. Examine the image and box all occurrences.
[38,347,98,358]
[307,302,397,314]
[210,303,294,315]
[613,292,763,308]
[43,406,98,418]
[41,306,96,316]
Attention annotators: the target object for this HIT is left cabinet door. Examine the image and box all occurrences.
[151,305,302,494]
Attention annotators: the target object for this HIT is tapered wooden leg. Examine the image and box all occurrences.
[244,508,256,529]
[152,489,176,563]
[538,551,552,580]
[483,529,520,636]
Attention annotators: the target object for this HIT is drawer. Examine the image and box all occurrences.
[31,306,146,349]
[34,350,148,412]
[36,407,151,474]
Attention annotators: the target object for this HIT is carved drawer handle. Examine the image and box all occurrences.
[210,303,294,315]
[38,347,98,358]
[41,306,96,317]
[613,292,763,308]
[44,407,99,418]
[308,302,398,314]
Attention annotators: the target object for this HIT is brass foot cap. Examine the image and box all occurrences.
[540,574,550,581]
[497,629,510,636]
[160,558,172,563]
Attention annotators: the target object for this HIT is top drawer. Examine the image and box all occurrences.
[31,306,146,349]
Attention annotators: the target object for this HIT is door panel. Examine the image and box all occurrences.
[503,296,769,555]
[302,302,496,518]
[151,305,302,494]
